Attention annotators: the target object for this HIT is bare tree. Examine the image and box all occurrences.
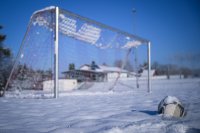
[114,60,123,68]
[114,60,133,72]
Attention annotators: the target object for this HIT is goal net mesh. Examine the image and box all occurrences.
[5,7,149,97]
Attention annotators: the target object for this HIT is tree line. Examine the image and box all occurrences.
[152,61,200,78]
[0,25,12,96]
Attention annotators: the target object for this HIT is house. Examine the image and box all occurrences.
[63,64,129,82]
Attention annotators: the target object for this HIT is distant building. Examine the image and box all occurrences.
[63,64,128,82]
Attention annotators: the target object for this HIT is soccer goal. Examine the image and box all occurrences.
[5,6,151,98]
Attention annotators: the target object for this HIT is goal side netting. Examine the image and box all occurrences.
[5,6,151,98]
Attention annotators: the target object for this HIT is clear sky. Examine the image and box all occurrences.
[0,0,200,65]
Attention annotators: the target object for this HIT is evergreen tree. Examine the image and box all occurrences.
[0,26,10,58]
[91,61,97,70]
[0,25,12,97]
[69,63,75,70]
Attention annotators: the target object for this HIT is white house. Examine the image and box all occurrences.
[79,64,128,81]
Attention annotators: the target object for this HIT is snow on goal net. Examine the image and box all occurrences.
[5,6,151,98]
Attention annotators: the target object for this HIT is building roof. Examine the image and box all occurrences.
[80,64,128,73]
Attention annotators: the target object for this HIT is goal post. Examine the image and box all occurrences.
[5,6,151,98]
[147,41,151,93]
[54,7,59,98]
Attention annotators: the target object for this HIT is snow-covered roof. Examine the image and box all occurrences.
[98,65,128,73]
[79,64,128,73]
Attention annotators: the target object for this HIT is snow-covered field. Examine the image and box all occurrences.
[0,78,200,133]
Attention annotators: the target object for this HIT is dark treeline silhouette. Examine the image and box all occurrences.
[9,64,52,90]
[0,25,12,96]
[114,60,134,72]
[152,61,200,78]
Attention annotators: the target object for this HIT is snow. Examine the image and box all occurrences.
[1,78,200,133]
[163,96,181,105]
[32,16,50,28]
[79,64,128,73]
[32,6,55,15]
[98,65,128,73]
[20,53,24,58]
[59,14,101,45]
[122,40,141,49]
[30,7,144,51]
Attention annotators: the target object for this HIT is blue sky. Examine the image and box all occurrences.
[0,0,200,65]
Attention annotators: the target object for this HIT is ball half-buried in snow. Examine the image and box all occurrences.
[158,96,186,117]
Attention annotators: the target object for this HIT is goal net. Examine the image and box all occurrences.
[5,6,151,98]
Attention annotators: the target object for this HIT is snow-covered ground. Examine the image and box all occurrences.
[0,78,200,133]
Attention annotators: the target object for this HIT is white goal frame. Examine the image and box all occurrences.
[6,6,151,98]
